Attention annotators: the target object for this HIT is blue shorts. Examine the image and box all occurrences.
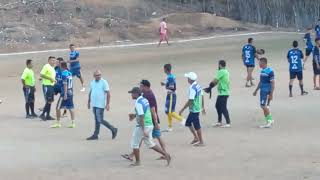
[152,129,161,138]
[57,95,74,109]
[290,71,303,80]
[246,64,255,68]
[70,67,81,78]
[185,112,201,130]
[306,48,312,56]
[54,84,62,95]
[260,91,271,107]
[165,93,176,114]
[23,87,35,103]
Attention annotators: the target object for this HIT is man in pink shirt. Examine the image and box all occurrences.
[158,18,170,46]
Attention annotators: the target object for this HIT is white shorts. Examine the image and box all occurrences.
[131,126,155,149]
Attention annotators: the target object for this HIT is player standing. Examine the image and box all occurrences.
[39,56,56,121]
[161,64,185,132]
[179,72,205,146]
[313,38,320,90]
[315,19,320,39]
[287,41,308,97]
[51,62,75,128]
[242,38,259,87]
[68,44,85,92]
[157,18,170,47]
[304,28,313,65]
[253,58,275,128]
[21,59,37,119]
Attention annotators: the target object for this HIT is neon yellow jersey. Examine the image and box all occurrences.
[21,68,35,87]
[40,64,56,86]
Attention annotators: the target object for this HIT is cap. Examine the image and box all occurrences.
[184,72,197,81]
[128,87,141,94]
[140,79,151,87]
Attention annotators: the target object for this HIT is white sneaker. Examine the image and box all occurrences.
[162,128,173,132]
[220,124,231,128]
[212,122,222,127]
[259,121,274,128]
[180,119,186,126]
[80,87,85,92]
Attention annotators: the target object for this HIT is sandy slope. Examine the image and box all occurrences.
[0,32,319,180]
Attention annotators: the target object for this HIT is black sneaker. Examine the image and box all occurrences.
[86,135,98,140]
[39,114,46,121]
[301,91,308,95]
[31,113,38,118]
[46,116,55,121]
[112,128,118,140]
[26,115,32,119]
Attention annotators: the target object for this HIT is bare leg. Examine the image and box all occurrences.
[150,145,171,166]
[196,129,204,145]
[132,149,141,166]
[188,126,199,143]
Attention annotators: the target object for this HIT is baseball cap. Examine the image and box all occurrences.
[184,72,197,81]
[128,87,141,94]
[140,79,151,87]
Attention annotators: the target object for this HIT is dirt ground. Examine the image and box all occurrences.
[0,32,319,180]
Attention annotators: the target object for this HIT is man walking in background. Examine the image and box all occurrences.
[158,18,170,47]
[39,56,56,121]
[315,19,320,39]
[204,60,231,128]
[242,38,259,87]
[312,38,320,90]
[68,44,85,92]
[287,41,308,97]
[304,28,313,65]
[87,70,118,140]
[21,59,37,119]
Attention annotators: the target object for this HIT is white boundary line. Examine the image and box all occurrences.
[0,31,303,56]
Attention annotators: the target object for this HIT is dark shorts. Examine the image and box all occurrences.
[306,48,312,56]
[43,85,54,102]
[246,64,255,68]
[290,71,303,80]
[54,84,61,95]
[313,63,320,75]
[70,67,81,78]
[152,129,161,138]
[23,87,35,103]
[165,93,176,114]
[260,91,271,107]
[185,112,201,130]
[56,95,74,110]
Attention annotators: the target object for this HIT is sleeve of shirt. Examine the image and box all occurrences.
[62,73,67,85]
[40,65,47,75]
[215,70,223,81]
[253,46,256,54]
[300,50,304,59]
[189,87,196,100]
[135,102,144,116]
[149,95,156,109]
[76,51,80,59]
[21,69,27,80]
[104,80,110,92]
[269,71,275,81]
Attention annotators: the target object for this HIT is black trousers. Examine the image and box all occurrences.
[215,95,230,124]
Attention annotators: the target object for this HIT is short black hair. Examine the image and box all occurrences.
[248,38,253,43]
[48,56,55,60]
[57,57,64,61]
[140,79,151,88]
[219,60,226,67]
[293,40,299,48]
[316,38,320,43]
[164,63,172,72]
[260,57,268,64]
[69,44,75,47]
[60,61,68,69]
[26,59,32,65]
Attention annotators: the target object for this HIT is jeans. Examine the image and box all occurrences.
[215,95,231,124]
[92,107,116,137]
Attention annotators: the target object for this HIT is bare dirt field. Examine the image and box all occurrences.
[0,32,319,180]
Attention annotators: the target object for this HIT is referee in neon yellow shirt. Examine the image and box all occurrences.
[39,56,56,121]
[21,59,37,119]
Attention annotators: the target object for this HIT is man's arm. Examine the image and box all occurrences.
[88,90,91,109]
[40,74,55,83]
[63,83,68,100]
[269,80,275,100]
[150,107,159,129]
[106,91,111,111]
[201,94,206,115]
[253,81,261,96]
[139,115,148,137]
[179,100,192,115]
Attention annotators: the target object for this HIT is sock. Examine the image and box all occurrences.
[289,85,293,94]
[30,102,35,114]
[41,103,48,116]
[25,103,30,116]
[300,84,304,93]
[46,103,51,118]
[266,114,273,122]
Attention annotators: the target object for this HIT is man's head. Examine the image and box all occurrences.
[318,19,320,24]
[56,57,64,67]
[218,60,226,69]
[60,61,68,70]
[162,18,166,22]
[184,72,197,84]
[26,59,33,68]
[48,56,56,66]
[164,63,172,74]
[316,38,320,46]
[128,87,142,100]
[69,44,75,51]
[140,79,151,92]
[307,27,312,32]
[259,57,268,69]
[292,40,299,48]
[248,38,253,44]
[93,70,102,81]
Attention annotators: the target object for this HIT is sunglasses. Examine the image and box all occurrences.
[94,74,101,77]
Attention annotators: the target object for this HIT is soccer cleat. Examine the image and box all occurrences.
[51,122,62,128]
[86,135,98,140]
[112,128,118,139]
[301,91,308,95]
[213,122,222,127]
[31,113,38,118]
[180,118,186,126]
[26,115,33,119]
[67,122,75,128]
[220,124,231,128]
[259,120,274,128]
[39,114,46,121]
[46,116,55,121]
[80,87,86,92]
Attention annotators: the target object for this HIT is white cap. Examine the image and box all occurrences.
[184,72,197,81]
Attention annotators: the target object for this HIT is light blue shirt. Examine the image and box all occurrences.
[90,78,109,109]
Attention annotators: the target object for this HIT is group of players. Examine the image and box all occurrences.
[17,18,320,166]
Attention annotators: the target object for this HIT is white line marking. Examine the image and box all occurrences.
[0,31,303,56]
